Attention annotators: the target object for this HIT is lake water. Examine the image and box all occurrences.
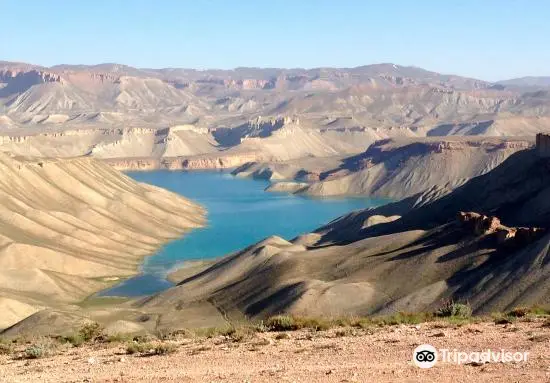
[101,171,388,296]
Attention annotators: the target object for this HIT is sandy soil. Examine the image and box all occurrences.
[1,320,548,382]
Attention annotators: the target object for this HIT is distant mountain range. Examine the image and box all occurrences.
[1,60,550,167]
[497,76,550,88]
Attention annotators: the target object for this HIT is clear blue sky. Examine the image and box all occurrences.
[1,0,549,81]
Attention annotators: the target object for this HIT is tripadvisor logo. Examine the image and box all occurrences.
[413,344,438,368]
[412,344,529,368]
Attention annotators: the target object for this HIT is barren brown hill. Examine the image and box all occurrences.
[3,141,550,339]
[235,136,534,199]
[137,142,550,328]
[0,153,204,330]
[2,61,550,170]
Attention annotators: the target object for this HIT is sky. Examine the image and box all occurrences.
[1,0,549,81]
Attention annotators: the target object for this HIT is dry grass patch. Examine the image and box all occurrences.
[507,307,530,318]
[264,315,332,332]
[22,338,60,359]
[528,305,550,316]
[436,301,472,318]
[126,341,177,356]
[0,338,13,355]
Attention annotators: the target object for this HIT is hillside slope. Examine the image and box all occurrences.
[301,136,533,199]
[143,141,550,323]
[0,153,204,329]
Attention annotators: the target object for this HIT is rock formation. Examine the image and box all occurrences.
[457,211,545,246]
[1,60,550,170]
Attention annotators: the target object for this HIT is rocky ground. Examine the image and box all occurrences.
[1,319,548,382]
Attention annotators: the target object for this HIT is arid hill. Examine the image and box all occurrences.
[2,61,550,170]
[234,136,533,199]
[0,153,204,330]
[137,141,550,329]
[4,139,550,337]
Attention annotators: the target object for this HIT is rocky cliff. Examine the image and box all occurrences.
[300,137,533,199]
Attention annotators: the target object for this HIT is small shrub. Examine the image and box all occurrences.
[332,317,357,327]
[265,315,297,331]
[23,338,57,359]
[155,328,177,341]
[24,345,45,359]
[265,316,338,332]
[104,333,133,344]
[253,321,269,333]
[436,301,472,318]
[442,316,478,326]
[492,313,514,325]
[294,317,331,331]
[153,343,177,355]
[126,342,153,355]
[63,333,85,347]
[541,318,550,328]
[126,341,177,356]
[60,322,103,347]
[79,322,103,342]
[508,307,529,318]
[350,317,373,329]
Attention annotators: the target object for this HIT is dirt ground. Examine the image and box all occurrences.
[1,320,549,382]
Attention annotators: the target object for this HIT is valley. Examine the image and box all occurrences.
[0,60,549,382]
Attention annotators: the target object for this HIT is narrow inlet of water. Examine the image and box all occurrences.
[101,171,389,296]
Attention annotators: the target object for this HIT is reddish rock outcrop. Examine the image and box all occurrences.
[457,211,545,247]
[457,212,501,235]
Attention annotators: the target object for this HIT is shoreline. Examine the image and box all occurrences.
[95,170,387,298]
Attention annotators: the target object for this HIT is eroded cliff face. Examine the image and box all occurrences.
[300,137,534,199]
[104,153,263,171]
[1,61,550,178]
[102,157,162,171]
[0,68,62,85]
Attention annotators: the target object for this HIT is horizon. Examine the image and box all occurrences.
[2,58,547,83]
[2,0,549,82]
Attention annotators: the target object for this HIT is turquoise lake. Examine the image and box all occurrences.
[102,171,388,296]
